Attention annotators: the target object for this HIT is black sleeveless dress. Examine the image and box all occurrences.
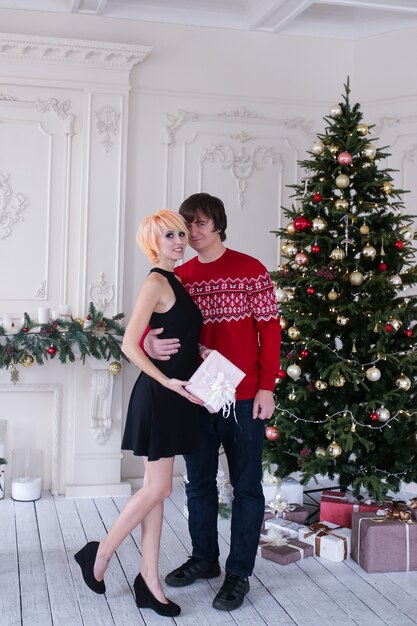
[122,268,203,461]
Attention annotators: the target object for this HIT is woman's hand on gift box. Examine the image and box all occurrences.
[164,378,205,404]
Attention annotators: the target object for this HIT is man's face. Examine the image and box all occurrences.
[185,212,221,253]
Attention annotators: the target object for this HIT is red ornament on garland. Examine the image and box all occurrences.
[276,368,287,379]
[311,244,321,254]
[306,286,316,295]
[384,323,394,333]
[86,314,92,320]
[22,326,29,333]
[378,261,388,271]
[47,345,57,356]
[265,425,280,441]
[394,240,404,249]
[404,328,413,337]
[300,349,309,358]
[313,193,323,203]
[370,412,379,421]
[294,215,310,232]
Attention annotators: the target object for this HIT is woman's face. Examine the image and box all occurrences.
[157,227,187,263]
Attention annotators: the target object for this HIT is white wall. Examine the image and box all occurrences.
[0,8,416,488]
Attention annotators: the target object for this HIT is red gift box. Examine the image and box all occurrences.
[320,490,390,529]
[351,511,417,573]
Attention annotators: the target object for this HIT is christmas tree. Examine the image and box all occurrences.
[265,80,417,501]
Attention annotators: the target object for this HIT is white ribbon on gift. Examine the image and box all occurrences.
[267,499,296,516]
[202,369,237,419]
[260,527,305,558]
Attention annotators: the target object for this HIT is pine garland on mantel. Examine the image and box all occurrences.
[0,303,125,375]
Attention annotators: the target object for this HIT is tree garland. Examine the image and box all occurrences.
[0,303,125,375]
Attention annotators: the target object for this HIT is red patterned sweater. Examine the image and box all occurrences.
[175,248,281,400]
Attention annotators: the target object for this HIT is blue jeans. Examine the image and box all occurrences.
[184,400,265,578]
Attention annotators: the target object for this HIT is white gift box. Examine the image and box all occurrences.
[299,520,351,562]
[186,350,245,414]
[280,478,303,506]
[264,516,310,539]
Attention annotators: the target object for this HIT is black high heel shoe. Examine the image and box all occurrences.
[74,541,106,594]
[134,573,181,617]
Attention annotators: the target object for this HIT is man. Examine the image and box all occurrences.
[145,192,281,611]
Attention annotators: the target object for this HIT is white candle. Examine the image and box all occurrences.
[11,476,42,501]
[38,307,50,324]
[51,310,58,321]
[0,442,6,458]
[2,313,13,331]
[59,304,71,316]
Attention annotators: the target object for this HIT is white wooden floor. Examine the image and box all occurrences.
[2,486,417,626]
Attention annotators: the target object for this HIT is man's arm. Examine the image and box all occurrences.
[143,327,180,361]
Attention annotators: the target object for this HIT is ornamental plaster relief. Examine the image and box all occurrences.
[95,105,120,152]
[89,273,115,311]
[0,172,28,239]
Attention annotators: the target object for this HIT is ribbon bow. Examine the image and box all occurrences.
[260,527,290,547]
[379,500,415,523]
[267,499,296,516]
[306,522,348,559]
[203,369,237,418]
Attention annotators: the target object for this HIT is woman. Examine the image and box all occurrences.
[74,210,203,617]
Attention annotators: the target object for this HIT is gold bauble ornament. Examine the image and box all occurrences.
[328,144,338,155]
[399,226,415,242]
[314,380,328,391]
[330,375,346,387]
[336,315,349,326]
[382,181,393,194]
[362,244,377,259]
[356,123,369,136]
[287,326,301,340]
[73,317,85,328]
[108,361,122,375]
[362,143,377,159]
[286,221,296,235]
[315,447,327,457]
[311,216,328,233]
[329,247,346,261]
[328,289,338,301]
[20,354,34,367]
[280,317,289,330]
[335,174,350,189]
[394,374,411,391]
[334,198,349,211]
[280,241,289,255]
[349,271,364,286]
[288,391,297,401]
[327,440,342,458]
[359,223,370,235]
[285,243,298,257]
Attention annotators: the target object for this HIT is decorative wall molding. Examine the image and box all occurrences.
[163,109,199,145]
[403,144,417,162]
[95,105,120,152]
[89,273,115,311]
[87,359,115,445]
[0,172,28,239]
[219,106,265,119]
[201,143,280,209]
[0,34,151,71]
[230,131,256,143]
[36,98,75,136]
[373,115,401,136]
[34,280,47,299]
[0,93,17,101]
[285,117,314,135]
[0,384,62,496]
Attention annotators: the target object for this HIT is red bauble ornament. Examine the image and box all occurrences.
[47,346,56,356]
[370,412,378,421]
[265,425,280,441]
[384,323,394,333]
[311,244,321,254]
[378,262,388,271]
[293,215,310,232]
[22,326,29,333]
[313,193,322,203]
[404,328,413,337]
[86,314,92,320]
[276,368,287,379]
[337,151,352,166]
[306,286,316,295]
[395,240,403,249]
[300,349,309,358]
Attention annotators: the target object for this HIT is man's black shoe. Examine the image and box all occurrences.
[212,573,250,611]
[165,556,221,587]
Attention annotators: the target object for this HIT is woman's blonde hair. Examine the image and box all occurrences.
[137,209,189,263]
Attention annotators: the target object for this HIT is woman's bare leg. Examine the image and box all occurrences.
[93,456,174,584]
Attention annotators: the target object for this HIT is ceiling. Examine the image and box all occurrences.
[1,0,417,40]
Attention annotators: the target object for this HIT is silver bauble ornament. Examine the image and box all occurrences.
[388,274,402,287]
[394,374,411,391]
[329,247,346,261]
[327,440,342,458]
[363,143,377,159]
[280,317,288,330]
[311,216,328,233]
[287,363,301,381]
[376,406,390,422]
[388,317,402,331]
[335,174,350,189]
[311,141,325,155]
[365,366,381,382]
[274,288,287,303]
[362,244,377,259]
[329,104,342,118]
[400,226,415,242]
[349,271,364,286]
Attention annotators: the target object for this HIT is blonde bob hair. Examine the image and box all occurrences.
[137,209,189,263]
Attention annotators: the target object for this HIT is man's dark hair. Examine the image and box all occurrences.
[179,193,227,242]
